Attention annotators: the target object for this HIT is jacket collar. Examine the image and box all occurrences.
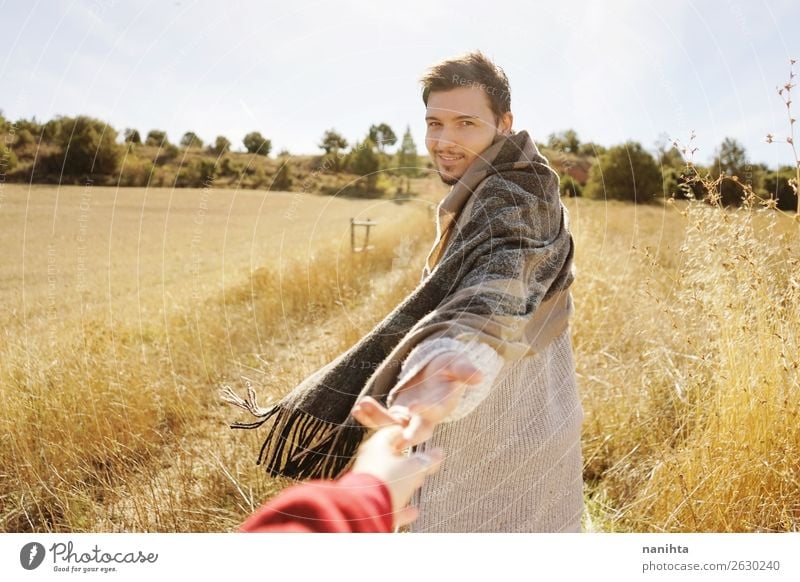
[424,130,546,274]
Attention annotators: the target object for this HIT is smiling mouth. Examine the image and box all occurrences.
[438,155,464,163]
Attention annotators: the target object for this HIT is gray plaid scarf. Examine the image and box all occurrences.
[223,129,575,480]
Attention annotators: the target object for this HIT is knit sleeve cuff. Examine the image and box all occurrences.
[386,337,504,423]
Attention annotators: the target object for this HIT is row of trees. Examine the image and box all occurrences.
[316,124,419,193]
[544,128,608,157]
[122,128,272,156]
[0,111,415,189]
[549,129,797,210]
[0,112,296,188]
[1,110,795,208]
[0,111,278,179]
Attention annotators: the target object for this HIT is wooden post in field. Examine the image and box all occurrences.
[351,218,378,252]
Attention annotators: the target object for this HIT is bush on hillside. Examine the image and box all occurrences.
[584,141,662,203]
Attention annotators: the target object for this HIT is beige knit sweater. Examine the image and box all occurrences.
[393,314,584,533]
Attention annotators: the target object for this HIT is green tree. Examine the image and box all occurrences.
[177,158,217,187]
[577,142,607,157]
[220,157,238,177]
[271,160,293,191]
[124,128,142,144]
[153,142,180,165]
[396,125,419,177]
[368,123,397,153]
[584,141,662,203]
[145,129,168,146]
[318,129,349,172]
[180,131,203,148]
[14,117,42,136]
[53,116,122,177]
[43,117,65,143]
[762,165,799,211]
[559,175,582,197]
[347,138,381,190]
[13,129,35,150]
[243,131,271,156]
[318,129,348,155]
[210,135,231,156]
[653,135,690,200]
[547,129,581,154]
[0,142,18,174]
[710,137,763,206]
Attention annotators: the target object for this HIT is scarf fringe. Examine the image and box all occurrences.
[220,384,274,421]
[222,386,365,480]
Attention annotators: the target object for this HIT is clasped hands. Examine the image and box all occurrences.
[351,351,484,450]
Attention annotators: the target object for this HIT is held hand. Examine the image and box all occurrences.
[351,351,483,448]
[350,425,444,529]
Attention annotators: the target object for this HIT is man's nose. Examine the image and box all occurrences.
[434,127,458,150]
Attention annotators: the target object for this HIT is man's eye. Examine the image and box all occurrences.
[427,122,440,127]
[460,120,474,126]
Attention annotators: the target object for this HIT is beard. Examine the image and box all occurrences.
[434,130,506,186]
[439,172,459,186]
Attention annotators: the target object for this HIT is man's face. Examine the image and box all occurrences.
[425,85,512,185]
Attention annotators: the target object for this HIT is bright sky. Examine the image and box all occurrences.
[1,0,798,168]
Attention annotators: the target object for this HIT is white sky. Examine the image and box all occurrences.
[1,0,798,167]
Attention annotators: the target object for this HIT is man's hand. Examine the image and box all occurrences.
[351,351,483,448]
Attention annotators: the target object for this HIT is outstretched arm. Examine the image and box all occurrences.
[353,173,573,446]
[239,426,443,532]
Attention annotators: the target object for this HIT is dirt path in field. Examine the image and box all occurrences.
[89,246,426,532]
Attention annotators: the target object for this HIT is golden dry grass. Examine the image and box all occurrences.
[0,183,433,531]
[570,195,800,532]
[0,179,798,533]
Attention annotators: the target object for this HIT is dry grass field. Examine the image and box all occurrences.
[0,179,798,533]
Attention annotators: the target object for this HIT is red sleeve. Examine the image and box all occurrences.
[238,472,394,533]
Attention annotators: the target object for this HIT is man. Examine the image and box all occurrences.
[227,50,581,533]
[351,50,585,533]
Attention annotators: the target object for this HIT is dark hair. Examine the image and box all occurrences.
[420,50,512,123]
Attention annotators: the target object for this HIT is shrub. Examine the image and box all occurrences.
[584,141,662,203]
[559,175,582,197]
[710,138,765,207]
[124,128,142,144]
[578,142,607,157]
[346,138,381,190]
[145,130,168,147]
[119,158,154,187]
[43,118,65,142]
[395,125,420,178]
[50,116,122,178]
[176,159,217,187]
[180,131,203,149]
[0,142,18,174]
[13,128,35,150]
[209,136,231,156]
[368,123,397,153]
[243,131,271,156]
[270,160,293,191]
[219,157,239,177]
[547,129,581,154]
[153,143,180,165]
[318,129,347,155]
[762,165,799,211]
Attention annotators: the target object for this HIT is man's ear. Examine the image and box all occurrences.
[499,111,514,135]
